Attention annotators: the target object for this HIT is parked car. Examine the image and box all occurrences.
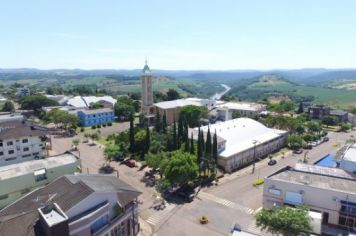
[230,223,242,235]
[293,149,303,154]
[268,159,277,166]
[311,141,317,147]
[124,159,136,168]
[175,185,198,202]
[323,137,329,142]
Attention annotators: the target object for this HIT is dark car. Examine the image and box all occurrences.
[175,185,198,202]
[268,159,277,166]
[124,159,136,168]
[293,149,303,154]
[323,137,329,142]
[231,223,242,234]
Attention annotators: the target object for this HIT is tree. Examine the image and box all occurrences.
[297,102,304,114]
[287,135,304,150]
[114,96,135,120]
[154,109,162,132]
[20,95,58,111]
[163,151,198,186]
[89,102,103,109]
[322,116,337,127]
[172,118,178,150]
[197,127,203,163]
[190,133,195,155]
[212,131,218,163]
[179,105,208,127]
[232,110,241,119]
[72,138,80,150]
[255,206,312,236]
[205,126,212,158]
[134,129,147,156]
[166,89,180,101]
[129,113,135,153]
[145,126,150,154]
[177,115,184,147]
[162,111,167,133]
[340,123,352,132]
[307,121,321,134]
[104,143,120,163]
[1,101,15,112]
[44,109,79,130]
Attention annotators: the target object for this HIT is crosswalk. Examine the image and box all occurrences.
[198,191,255,215]
[145,203,176,227]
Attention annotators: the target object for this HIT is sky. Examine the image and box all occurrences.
[0,0,356,70]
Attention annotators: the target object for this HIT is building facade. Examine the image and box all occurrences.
[308,105,349,123]
[196,118,287,173]
[0,120,48,165]
[0,174,141,236]
[263,163,356,232]
[0,152,80,209]
[77,108,115,127]
[216,102,267,121]
[141,61,154,116]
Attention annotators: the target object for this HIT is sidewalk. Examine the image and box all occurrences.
[138,217,153,236]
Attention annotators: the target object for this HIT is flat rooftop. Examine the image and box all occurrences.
[198,118,286,158]
[0,152,79,181]
[269,163,356,195]
[155,97,214,109]
[217,102,266,111]
[342,144,356,163]
[79,108,113,115]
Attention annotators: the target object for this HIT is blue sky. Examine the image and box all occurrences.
[1,0,356,70]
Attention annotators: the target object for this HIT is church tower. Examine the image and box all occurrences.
[141,60,154,115]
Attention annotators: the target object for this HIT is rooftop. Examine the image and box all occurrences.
[341,144,356,163]
[67,96,117,108]
[0,152,79,181]
[217,102,266,112]
[79,107,113,115]
[155,97,215,109]
[269,163,356,195]
[198,118,286,158]
[0,120,47,140]
[0,174,141,236]
[330,109,348,116]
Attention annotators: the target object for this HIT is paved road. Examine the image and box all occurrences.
[155,130,355,236]
[210,84,231,100]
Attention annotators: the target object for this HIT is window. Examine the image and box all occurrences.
[34,169,47,182]
[22,139,28,143]
[0,141,3,147]
[8,150,14,154]
[0,194,9,200]
[5,157,16,161]
[23,147,30,152]
[0,151,3,156]
[7,141,13,146]
[22,154,31,158]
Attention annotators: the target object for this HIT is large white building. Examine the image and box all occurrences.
[197,118,287,172]
[264,163,356,233]
[0,152,80,209]
[339,143,356,174]
[216,102,267,121]
[67,96,117,109]
[0,120,48,166]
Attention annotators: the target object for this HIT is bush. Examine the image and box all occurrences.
[108,122,112,126]
[97,124,101,128]
[253,178,265,187]
[80,127,85,132]
[91,126,96,129]
[103,124,107,127]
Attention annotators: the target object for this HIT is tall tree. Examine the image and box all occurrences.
[173,118,178,150]
[197,127,202,164]
[205,126,212,158]
[162,111,167,133]
[155,109,161,132]
[177,115,184,147]
[184,128,190,152]
[213,130,218,163]
[129,112,135,153]
[297,102,304,114]
[190,133,195,155]
[145,125,150,154]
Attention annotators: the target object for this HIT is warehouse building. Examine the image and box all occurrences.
[197,118,287,173]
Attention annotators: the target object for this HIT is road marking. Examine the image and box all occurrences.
[198,192,255,215]
[145,203,176,227]
[247,221,262,235]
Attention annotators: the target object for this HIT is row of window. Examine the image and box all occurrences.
[85,113,114,118]
[0,139,29,147]
[0,152,40,161]
[0,147,31,156]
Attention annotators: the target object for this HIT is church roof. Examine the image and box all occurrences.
[142,60,151,74]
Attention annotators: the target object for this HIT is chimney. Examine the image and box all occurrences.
[38,203,69,236]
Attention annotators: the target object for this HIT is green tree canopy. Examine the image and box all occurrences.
[163,151,198,186]
[287,135,304,150]
[114,96,136,120]
[104,143,120,162]
[20,95,58,111]
[166,89,180,101]
[256,206,312,236]
[1,101,15,112]
[179,105,208,127]
[44,109,79,130]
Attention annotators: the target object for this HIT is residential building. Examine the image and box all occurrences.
[339,143,356,173]
[195,118,287,173]
[16,87,30,97]
[0,152,80,209]
[141,61,154,116]
[77,108,115,127]
[67,96,117,109]
[216,102,267,121]
[155,98,216,124]
[0,174,141,236]
[308,105,349,123]
[0,112,24,123]
[0,120,48,165]
[263,163,356,232]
